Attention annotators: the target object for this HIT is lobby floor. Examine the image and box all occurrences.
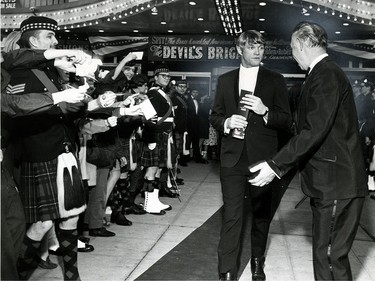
[29,159,375,281]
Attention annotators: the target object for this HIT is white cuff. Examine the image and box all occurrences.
[223,118,231,134]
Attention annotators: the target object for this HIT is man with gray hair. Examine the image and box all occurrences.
[249,21,368,280]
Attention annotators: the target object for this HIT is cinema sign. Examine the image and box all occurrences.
[149,35,240,61]
[148,35,292,62]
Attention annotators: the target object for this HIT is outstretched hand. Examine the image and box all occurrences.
[106,116,118,127]
[52,88,85,104]
[248,161,276,187]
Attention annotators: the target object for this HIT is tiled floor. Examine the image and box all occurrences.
[29,160,375,281]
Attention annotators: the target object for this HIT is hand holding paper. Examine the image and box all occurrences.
[140,98,157,120]
[52,88,85,104]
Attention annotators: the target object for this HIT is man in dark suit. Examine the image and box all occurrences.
[185,86,206,163]
[210,30,292,281]
[249,22,368,280]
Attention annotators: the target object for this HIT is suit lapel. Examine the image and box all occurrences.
[233,69,240,105]
[253,67,263,97]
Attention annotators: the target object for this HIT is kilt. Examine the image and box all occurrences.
[141,132,176,168]
[19,159,60,223]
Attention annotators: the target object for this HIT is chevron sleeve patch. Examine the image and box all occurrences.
[6,83,26,94]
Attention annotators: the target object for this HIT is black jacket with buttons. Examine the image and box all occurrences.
[5,50,85,162]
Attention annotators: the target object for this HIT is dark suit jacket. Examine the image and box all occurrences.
[210,66,292,168]
[268,56,368,200]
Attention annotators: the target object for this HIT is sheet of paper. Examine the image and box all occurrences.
[141,98,157,120]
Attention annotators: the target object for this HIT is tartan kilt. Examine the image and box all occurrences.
[141,132,176,168]
[19,159,60,223]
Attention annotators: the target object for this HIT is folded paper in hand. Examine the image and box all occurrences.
[140,98,157,120]
[75,58,103,80]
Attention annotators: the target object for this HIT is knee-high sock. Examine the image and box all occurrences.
[17,235,41,280]
[159,168,169,189]
[58,229,80,281]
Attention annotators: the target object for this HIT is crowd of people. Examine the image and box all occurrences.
[353,78,375,192]
[1,16,219,281]
[1,15,374,281]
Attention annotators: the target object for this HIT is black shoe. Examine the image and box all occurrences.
[219,271,237,280]
[251,257,266,281]
[159,187,179,198]
[37,256,58,269]
[176,178,184,185]
[48,248,63,256]
[179,161,188,167]
[110,212,132,226]
[196,158,209,164]
[78,243,94,253]
[78,236,90,244]
[123,204,147,215]
[147,209,167,215]
[89,227,116,237]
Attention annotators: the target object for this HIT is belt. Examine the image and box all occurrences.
[157,117,174,122]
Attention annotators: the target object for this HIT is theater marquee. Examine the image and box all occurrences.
[148,35,293,62]
[149,35,240,61]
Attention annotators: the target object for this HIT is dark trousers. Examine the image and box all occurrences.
[218,150,273,276]
[85,167,110,229]
[310,197,364,280]
[187,126,201,160]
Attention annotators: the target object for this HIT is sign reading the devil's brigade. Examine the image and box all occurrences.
[148,35,292,62]
[149,35,239,61]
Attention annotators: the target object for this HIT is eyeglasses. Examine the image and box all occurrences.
[159,74,171,80]
[177,85,187,88]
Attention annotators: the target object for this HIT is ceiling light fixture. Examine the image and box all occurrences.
[151,6,158,15]
[274,0,374,27]
[214,0,243,36]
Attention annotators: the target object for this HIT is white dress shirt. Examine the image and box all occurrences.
[223,65,261,133]
[239,65,259,95]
